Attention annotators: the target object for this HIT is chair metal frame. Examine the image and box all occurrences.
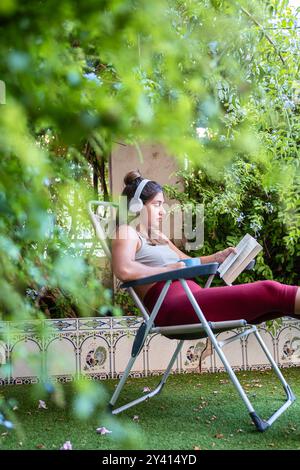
[88,200,295,432]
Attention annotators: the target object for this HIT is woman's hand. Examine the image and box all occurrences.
[213,247,237,264]
[164,261,186,270]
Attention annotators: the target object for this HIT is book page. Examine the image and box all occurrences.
[217,234,252,277]
[218,234,262,284]
[223,244,262,285]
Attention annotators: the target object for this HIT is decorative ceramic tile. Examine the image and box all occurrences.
[80,334,111,376]
[78,318,111,330]
[10,321,40,334]
[213,329,244,372]
[245,326,276,369]
[45,318,78,332]
[45,336,77,377]
[112,316,143,330]
[277,324,300,367]
[180,338,213,373]
[0,321,8,337]
[112,329,145,378]
[0,341,8,381]
[10,338,42,381]
[146,334,179,375]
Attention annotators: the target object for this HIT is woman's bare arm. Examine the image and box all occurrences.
[160,232,235,264]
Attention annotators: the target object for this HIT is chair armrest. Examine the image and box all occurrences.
[120,263,219,288]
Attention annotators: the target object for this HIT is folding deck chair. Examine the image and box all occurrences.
[88,200,296,432]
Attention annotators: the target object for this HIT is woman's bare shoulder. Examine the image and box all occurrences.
[112,224,139,241]
[160,231,170,242]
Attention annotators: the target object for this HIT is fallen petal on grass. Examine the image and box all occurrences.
[36,443,45,449]
[60,440,72,450]
[38,400,47,410]
[219,379,229,384]
[96,427,112,435]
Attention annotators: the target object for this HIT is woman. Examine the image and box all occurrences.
[112,170,300,327]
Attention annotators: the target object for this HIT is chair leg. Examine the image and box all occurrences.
[109,281,173,414]
[214,326,296,431]
[249,328,296,429]
[109,340,184,415]
[179,279,296,431]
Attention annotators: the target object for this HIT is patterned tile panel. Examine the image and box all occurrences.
[0,317,299,384]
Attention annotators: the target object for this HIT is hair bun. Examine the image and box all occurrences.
[123,169,142,186]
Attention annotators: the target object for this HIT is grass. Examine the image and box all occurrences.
[0,367,299,450]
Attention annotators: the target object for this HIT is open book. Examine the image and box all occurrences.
[217,234,262,285]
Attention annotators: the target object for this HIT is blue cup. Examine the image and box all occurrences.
[178,258,201,267]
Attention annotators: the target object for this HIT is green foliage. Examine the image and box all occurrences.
[164,0,300,289]
[165,156,299,286]
[114,287,141,317]
[1,0,298,324]
[0,0,299,445]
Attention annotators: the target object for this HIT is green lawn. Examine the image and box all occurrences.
[0,367,299,450]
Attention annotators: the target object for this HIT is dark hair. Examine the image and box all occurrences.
[122,169,163,206]
[116,169,167,245]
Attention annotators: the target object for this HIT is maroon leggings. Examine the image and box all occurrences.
[143,279,299,326]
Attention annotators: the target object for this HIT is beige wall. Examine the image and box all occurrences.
[109,142,184,206]
[109,142,186,240]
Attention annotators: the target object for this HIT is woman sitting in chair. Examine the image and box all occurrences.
[111,170,300,327]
